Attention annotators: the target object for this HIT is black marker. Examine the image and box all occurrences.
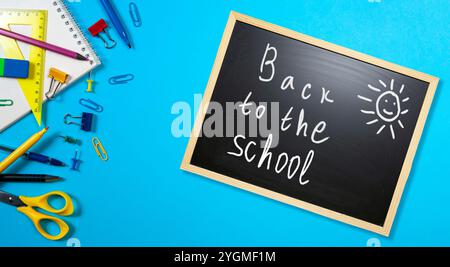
[0,174,63,183]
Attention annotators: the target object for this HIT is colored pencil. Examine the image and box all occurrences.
[0,27,88,61]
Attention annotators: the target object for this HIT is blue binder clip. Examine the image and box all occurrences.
[64,112,94,132]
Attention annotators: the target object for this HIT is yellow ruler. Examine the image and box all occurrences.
[0,9,47,126]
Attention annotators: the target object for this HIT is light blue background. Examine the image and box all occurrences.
[0,0,448,246]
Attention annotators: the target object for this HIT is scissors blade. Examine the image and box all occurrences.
[0,190,25,207]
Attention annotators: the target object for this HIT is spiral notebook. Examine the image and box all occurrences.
[0,0,101,131]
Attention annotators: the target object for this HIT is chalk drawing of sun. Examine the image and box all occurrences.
[358,79,409,140]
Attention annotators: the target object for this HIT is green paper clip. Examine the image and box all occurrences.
[0,99,14,107]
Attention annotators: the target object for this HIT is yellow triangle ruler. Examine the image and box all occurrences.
[0,9,47,126]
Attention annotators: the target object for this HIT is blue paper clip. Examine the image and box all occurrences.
[109,74,135,85]
[64,112,94,132]
[79,98,104,113]
[129,2,142,27]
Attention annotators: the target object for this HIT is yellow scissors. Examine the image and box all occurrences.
[0,190,74,240]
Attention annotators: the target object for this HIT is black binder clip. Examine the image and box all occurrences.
[64,112,94,132]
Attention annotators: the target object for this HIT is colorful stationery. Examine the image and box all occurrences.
[0,0,101,131]
[0,9,47,126]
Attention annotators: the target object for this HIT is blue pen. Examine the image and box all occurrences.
[0,144,66,167]
[99,0,132,48]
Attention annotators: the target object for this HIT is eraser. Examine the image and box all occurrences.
[0,58,30,79]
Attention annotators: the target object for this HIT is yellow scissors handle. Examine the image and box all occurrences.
[17,206,70,240]
[17,191,74,241]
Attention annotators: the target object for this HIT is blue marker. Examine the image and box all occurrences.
[99,0,132,48]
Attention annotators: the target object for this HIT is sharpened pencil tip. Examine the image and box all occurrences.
[77,53,89,61]
[47,176,63,182]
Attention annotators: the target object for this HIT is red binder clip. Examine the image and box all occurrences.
[88,19,116,49]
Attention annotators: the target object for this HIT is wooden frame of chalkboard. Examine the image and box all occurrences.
[181,12,439,236]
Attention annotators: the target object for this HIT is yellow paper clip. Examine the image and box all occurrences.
[92,137,108,161]
[86,71,94,93]
[46,68,69,100]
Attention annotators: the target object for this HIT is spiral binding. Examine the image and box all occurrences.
[52,0,100,66]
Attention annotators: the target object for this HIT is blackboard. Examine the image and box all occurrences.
[181,12,439,236]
